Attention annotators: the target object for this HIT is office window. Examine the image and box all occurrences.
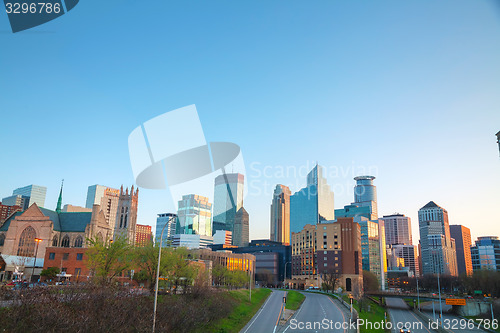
[49,252,55,260]
[76,253,83,261]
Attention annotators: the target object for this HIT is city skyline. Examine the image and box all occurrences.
[1,1,499,244]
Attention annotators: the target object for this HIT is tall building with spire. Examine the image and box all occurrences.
[290,165,334,234]
[114,186,139,244]
[270,184,291,245]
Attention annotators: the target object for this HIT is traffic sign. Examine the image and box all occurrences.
[445,299,466,306]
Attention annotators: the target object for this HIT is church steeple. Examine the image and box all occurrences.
[56,179,64,213]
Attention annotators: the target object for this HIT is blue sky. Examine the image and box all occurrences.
[1,0,499,242]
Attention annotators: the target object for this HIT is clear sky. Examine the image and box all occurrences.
[1,0,499,243]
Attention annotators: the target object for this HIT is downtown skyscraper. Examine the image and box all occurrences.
[382,214,412,246]
[418,201,458,276]
[450,225,473,276]
[335,176,386,288]
[382,213,419,277]
[177,194,212,237]
[2,184,47,210]
[212,173,246,246]
[290,165,334,234]
[270,184,291,245]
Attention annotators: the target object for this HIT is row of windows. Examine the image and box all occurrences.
[53,235,84,248]
[48,252,84,261]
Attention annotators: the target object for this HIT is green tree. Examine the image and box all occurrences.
[86,236,133,284]
[362,270,379,292]
[40,267,59,280]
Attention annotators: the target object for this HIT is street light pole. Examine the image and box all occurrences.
[31,238,42,282]
[249,267,252,302]
[283,261,291,288]
[416,276,420,311]
[152,214,176,333]
[437,270,443,326]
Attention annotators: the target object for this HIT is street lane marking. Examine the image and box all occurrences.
[274,303,284,333]
[243,290,275,333]
[327,295,347,333]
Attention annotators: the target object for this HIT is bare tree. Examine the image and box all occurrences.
[322,269,341,293]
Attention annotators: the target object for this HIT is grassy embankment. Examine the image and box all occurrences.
[341,295,390,333]
[204,288,271,333]
[284,290,305,310]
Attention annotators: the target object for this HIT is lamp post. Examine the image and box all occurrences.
[426,251,444,326]
[152,216,175,331]
[31,238,42,282]
[152,214,176,333]
[416,275,420,311]
[283,261,291,288]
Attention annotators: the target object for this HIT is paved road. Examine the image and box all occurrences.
[386,298,434,333]
[240,289,286,333]
[422,311,486,333]
[420,301,485,332]
[281,292,350,333]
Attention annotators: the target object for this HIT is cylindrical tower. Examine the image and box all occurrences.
[353,176,377,204]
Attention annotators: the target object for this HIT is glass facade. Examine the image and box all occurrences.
[155,213,178,246]
[290,165,334,234]
[171,234,213,249]
[270,184,291,245]
[12,184,47,208]
[358,218,382,280]
[418,201,457,276]
[471,236,500,272]
[212,173,244,235]
[382,214,412,246]
[177,194,212,236]
[353,176,377,219]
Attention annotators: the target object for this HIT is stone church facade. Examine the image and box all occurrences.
[0,186,138,281]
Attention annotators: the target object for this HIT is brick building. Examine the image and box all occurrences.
[0,203,21,224]
[43,247,90,282]
[135,224,152,246]
[291,217,363,295]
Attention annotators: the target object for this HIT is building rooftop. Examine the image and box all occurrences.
[421,201,440,209]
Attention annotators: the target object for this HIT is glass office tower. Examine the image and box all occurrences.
[12,184,47,208]
[212,173,244,235]
[177,194,212,237]
[156,213,178,245]
[471,236,500,272]
[290,165,334,234]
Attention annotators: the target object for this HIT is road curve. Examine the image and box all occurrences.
[240,289,286,333]
[281,292,350,333]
